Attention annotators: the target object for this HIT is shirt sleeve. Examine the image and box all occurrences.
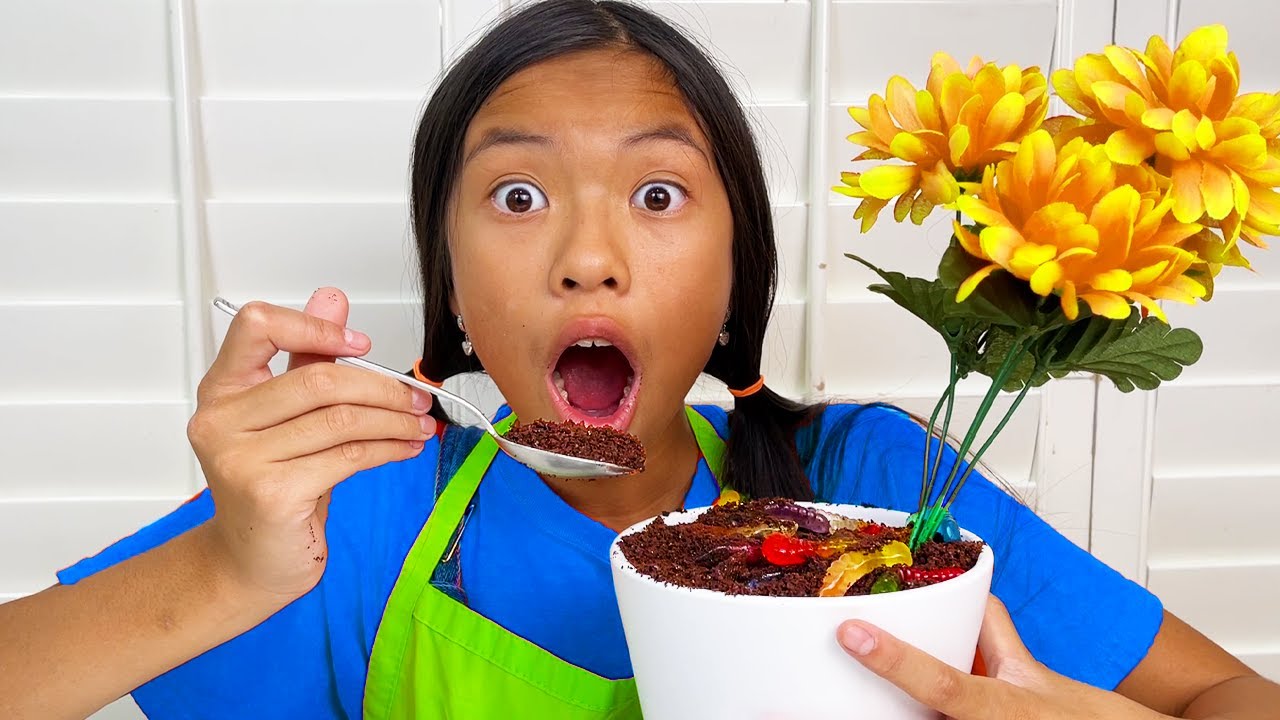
[54,438,442,719]
[813,403,1163,689]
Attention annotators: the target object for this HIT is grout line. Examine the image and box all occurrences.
[1147,555,1280,572]
[804,0,831,400]
[0,496,192,506]
[0,299,183,308]
[0,399,191,408]
[167,0,212,494]
[1087,375,1100,553]
[1137,389,1158,586]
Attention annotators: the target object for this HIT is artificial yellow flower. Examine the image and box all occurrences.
[836,53,1049,231]
[1052,25,1280,248]
[953,131,1205,321]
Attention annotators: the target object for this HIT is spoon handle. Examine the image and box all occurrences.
[210,297,498,437]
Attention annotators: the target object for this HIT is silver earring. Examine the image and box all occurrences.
[457,315,473,356]
[718,324,730,346]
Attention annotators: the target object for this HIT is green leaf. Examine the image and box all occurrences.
[1057,313,1203,392]
[936,243,1044,328]
[1022,311,1202,391]
[845,254,953,334]
[975,327,1039,391]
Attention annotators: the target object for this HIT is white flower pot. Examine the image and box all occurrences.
[609,504,994,720]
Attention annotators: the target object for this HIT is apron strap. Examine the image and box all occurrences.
[415,415,515,579]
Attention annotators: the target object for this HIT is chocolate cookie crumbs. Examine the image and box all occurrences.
[504,419,646,472]
[618,498,984,597]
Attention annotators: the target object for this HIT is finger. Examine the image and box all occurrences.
[287,288,351,372]
[977,595,1037,679]
[837,621,994,719]
[253,404,436,461]
[202,301,371,401]
[221,362,432,430]
[285,438,428,497]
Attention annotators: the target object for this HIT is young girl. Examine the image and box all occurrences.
[2,1,1276,718]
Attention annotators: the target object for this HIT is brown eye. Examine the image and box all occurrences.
[645,186,670,211]
[631,182,687,213]
[507,187,533,212]
[492,182,547,214]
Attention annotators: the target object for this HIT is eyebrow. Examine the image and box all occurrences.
[621,125,710,165]
[464,128,555,165]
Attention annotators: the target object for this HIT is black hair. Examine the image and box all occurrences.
[411,0,823,499]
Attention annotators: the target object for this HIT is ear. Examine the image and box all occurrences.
[448,293,459,318]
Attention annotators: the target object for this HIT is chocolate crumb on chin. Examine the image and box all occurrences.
[504,419,646,472]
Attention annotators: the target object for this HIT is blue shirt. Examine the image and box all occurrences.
[58,404,1162,718]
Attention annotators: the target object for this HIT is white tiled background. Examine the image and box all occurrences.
[0,1,1276,716]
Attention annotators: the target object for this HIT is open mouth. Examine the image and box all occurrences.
[547,331,640,430]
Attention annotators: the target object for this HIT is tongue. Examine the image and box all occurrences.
[556,346,631,412]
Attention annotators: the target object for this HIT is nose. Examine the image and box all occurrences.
[549,199,631,296]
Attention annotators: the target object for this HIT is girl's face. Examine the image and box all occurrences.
[448,48,733,446]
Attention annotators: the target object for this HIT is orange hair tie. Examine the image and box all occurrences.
[412,358,444,387]
[728,375,765,398]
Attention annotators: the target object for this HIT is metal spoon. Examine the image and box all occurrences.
[212,297,636,478]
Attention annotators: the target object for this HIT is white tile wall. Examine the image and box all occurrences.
[0,98,176,198]
[0,202,181,300]
[194,0,443,97]
[2,2,1276,717]
[1095,0,1280,683]
[0,0,170,96]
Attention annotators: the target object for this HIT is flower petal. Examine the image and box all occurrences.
[979,91,1027,148]
[1126,292,1167,322]
[1105,128,1156,165]
[940,73,972,127]
[954,222,985,258]
[956,264,1001,302]
[915,89,942,130]
[979,225,1024,265]
[1168,61,1209,111]
[956,194,1008,228]
[1195,116,1216,150]
[887,76,923,131]
[859,165,920,200]
[1171,161,1206,223]
[1081,292,1133,319]
[1201,163,1235,220]
[1061,281,1080,319]
[889,132,933,163]
[1154,131,1192,161]
[1092,268,1134,292]
[1172,109,1201,151]
[949,125,971,166]
[1009,242,1057,276]
[920,163,961,204]
[1142,107,1175,130]
[1029,259,1064,296]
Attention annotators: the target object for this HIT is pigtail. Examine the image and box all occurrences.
[722,385,822,500]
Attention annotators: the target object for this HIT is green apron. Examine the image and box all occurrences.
[364,407,726,719]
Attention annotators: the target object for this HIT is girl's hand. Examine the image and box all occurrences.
[837,595,1171,720]
[187,289,436,603]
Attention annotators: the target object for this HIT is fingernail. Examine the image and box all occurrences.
[412,390,431,412]
[839,623,876,656]
[408,440,425,450]
[344,329,370,349]
[419,415,435,435]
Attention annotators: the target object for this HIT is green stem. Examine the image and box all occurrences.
[941,378,1034,508]
[919,356,959,511]
[910,339,1027,547]
[935,339,1026,500]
